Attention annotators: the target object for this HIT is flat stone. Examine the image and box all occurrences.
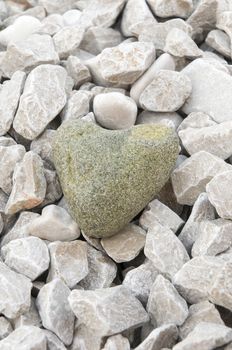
[121,0,156,37]
[179,121,232,159]
[0,71,26,136]
[61,90,92,122]
[0,140,26,195]
[101,224,145,263]
[139,199,184,233]
[65,56,91,88]
[13,64,67,140]
[122,260,158,305]
[206,170,232,220]
[178,193,216,252]
[182,58,232,123]
[79,244,117,290]
[139,70,192,112]
[147,0,193,18]
[171,151,232,205]
[192,219,232,257]
[144,222,189,279]
[87,42,156,87]
[1,34,59,78]
[52,120,179,238]
[93,92,137,130]
[0,261,32,318]
[0,317,13,340]
[0,326,47,350]
[5,152,46,215]
[80,26,122,55]
[53,26,85,59]
[206,29,231,59]
[13,297,41,329]
[137,111,183,131]
[2,236,49,280]
[47,240,88,288]
[28,204,80,241]
[68,285,149,336]
[147,275,188,327]
[130,53,176,105]
[102,334,130,350]
[179,301,224,339]
[70,324,103,350]
[173,322,232,350]
[0,15,42,47]
[36,278,74,346]
[1,211,40,247]
[164,28,202,58]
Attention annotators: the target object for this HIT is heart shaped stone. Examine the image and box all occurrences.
[52,120,179,238]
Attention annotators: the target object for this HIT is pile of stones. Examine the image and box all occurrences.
[1,0,232,349]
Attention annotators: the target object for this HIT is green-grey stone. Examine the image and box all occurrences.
[52,120,179,238]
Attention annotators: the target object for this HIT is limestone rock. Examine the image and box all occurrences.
[0,326,47,350]
[206,29,231,59]
[139,70,192,112]
[182,58,232,123]
[80,26,122,55]
[70,324,103,350]
[122,260,158,305]
[61,91,92,122]
[62,9,81,26]
[36,278,74,346]
[65,56,91,88]
[173,322,232,350]
[217,11,232,49]
[0,261,32,318]
[0,71,26,136]
[147,0,193,18]
[28,204,80,241]
[137,111,183,130]
[102,335,130,350]
[164,28,202,58]
[93,92,137,130]
[79,244,117,290]
[13,64,67,140]
[179,301,224,339]
[134,324,178,350]
[130,53,176,105]
[101,224,145,263]
[53,26,85,59]
[178,112,217,131]
[43,330,67,350]
[171,151,232,205]
[1,34,59,78]
[13,297,41,329]
[69,286,149,336]
[178,193,216,252]
[0,317,13,340]
[36,0,78,14]
[139,199,184,233]
[144,222,189,279]
[47,240,88,288]
[38,14,64,35]
[147,275,188,327]
[53,120,179,238]
[30,130,56,169]
[206,170,232,220]
[192,219,232,257]
[5,152,46,215]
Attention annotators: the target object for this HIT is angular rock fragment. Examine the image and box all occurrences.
[139,70,192,112]
[40,168,62,207]
[2,237,49,280]
[137,111,183,131]
[70,324,103,350]
[79,245,117,290]
[192,219,232,257]
[30,129,56,169]
[13,64,67,140]
[0,71,26,136]
[65,56,91,88]
[206,29,231,59]
[139,199,184,233]
[173,322,232,350]
[179,301,224,339]
[47,241,88,288]
[206,171,232,220]
[5,152,46,215]
[147,0,193,18]
[144,222,189,279]
[102,334,130,350]
[147,275,188,327]
[13,297,41,329]
[171,151,232,205]
[69,286,149,336]
[178,112,217,131]
[28,204,80,241]
[1,34,59,78]
[36,278,74,346]
[101,224,145,263]
[61,90,92,122]
[0,317,13,340]
[0,261,32,318]
[217,11,232,48]
[38,13,64,35]
[53,26,85,59]
[0,326,47,350]
[43,329,67,350]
